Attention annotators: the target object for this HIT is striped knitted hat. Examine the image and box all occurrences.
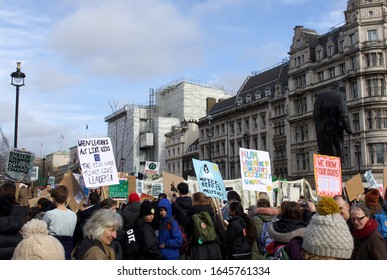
[302,196,354,259]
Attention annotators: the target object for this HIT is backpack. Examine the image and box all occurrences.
[191,211,217,244]
[374,210,387,241]
[167,219,189,255]
[258,221,274,254]
[121,225,141,259]
[264,244,289,260]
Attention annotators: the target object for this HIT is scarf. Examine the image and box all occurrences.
[352,219,378,239]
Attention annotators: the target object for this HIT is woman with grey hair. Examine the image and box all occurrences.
[71,208,123,260]
[350,203,387,259]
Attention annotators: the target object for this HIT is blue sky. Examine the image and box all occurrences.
[0,0,347,157]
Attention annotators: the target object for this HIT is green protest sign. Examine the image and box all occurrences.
[109,179,128,199]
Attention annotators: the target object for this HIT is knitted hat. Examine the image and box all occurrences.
[12,219,65,260]
[365,189,380,206]
[128,192,140,203]
[140,200,155,217]
[302,196,354,259]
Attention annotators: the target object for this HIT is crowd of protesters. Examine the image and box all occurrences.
[1,180,387,260]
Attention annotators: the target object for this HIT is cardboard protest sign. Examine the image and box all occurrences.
[314,154,342,196]
[59,171,87,212]
[192,158,226,200]
[151,182,163,197]
[345,174,364,202]
[239,148,273,192]
[162,171,185,198]
[6,149,35,182]
[136,179,143,194]
[77,137,119,188]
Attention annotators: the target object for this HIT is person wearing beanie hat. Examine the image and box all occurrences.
[128,192,140,204]
[134,200,162,259]
[350,203,387,259]
[299,196,354,259]
[12,219,65,260]
[365,188,381,206]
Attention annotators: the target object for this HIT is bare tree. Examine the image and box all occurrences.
[0,127,10,176]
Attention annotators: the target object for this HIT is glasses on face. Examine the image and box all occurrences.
[351,215,366,222]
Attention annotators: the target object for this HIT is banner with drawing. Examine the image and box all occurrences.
[192,159,226,200]
[77,137,119,188]
[239,148,273,192]
[314,154,342,196]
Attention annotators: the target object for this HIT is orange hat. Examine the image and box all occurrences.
[365,189,380,206]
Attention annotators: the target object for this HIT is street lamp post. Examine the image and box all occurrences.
[120,157,125,172]
[207,127,214,162]
[10,62,26,149]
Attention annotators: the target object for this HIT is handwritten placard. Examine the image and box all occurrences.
[314,154,342,196]
[239,148,272,192]
[6,149,35,182]
[192,159,226,200]
[109,179,128,199]
[77,137,119,188]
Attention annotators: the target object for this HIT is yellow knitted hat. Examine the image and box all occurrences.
[317,196,339,215]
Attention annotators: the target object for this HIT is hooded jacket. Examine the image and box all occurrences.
[158,198,183,260]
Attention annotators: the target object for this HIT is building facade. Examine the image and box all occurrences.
[199,0,387,184]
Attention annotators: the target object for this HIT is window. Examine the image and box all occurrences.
[350,56,357,69]
[246,94,252,102]
[261,134,267,150]
[376,110,382,129]
[237,120,242,133]
[367,29,378,41]
[253,137,258,150]
[352,113,360,131]
[340,64,346,75]
[366,78,385,97]
[253,116,258,129]
[236,97,243,106]
[230,141,235,156]
[255,91,261,99]
[317,49,322,60]
[351,81,358,99]
[365,52,383,67]
[327,45,334,56]
[295,97,307,114]
[343,146,349,167]
[369,143,385,164]
[295,124,308,142]
[295,74,306,89]
[230,123,234,135]
[221,123,225,134]
[384,110,387,128]
[318,71,324,82]
[349,33,356,46]
[296,152,309,171]
[260,113,266,129]
[329,67,336,78]
[367,110,374,129]
[339,40,344,53]
[244,118,249,131]
[221,142,225,155]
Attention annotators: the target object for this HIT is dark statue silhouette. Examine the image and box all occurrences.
[313,82,352,159]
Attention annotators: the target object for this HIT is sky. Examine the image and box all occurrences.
[0,0,348,158]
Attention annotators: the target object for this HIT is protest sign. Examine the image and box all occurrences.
[77,137,119,188]
[314,154,342,196]
[109,179,129,199]
[162,171,185,197]
[239,148,273,192]
[144,161,160,175]
[192,158,226,200]
[6,149,35,182]
[364,170,379,189]
[345,174,364,202]
[59,171,87,212]
[151,182,163,197]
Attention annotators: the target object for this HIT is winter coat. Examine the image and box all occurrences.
[226,216,251,260]
[157,198,183,260]
[352,227,387,260]
[121,202,140,228]
[172,196,192,231]
[72,238,116,260]
[187,204,223,260]
[268,218,307,244]
[135,217,163,260]
[0,215,23,260]
[251,207,279,259]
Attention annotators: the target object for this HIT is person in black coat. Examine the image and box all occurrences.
[171,182,192,232]
[0,194,23,260]
[135,200,162,260]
